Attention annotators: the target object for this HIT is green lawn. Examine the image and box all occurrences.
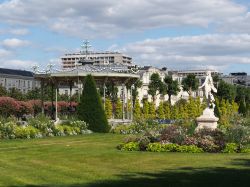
[0,134,250,187]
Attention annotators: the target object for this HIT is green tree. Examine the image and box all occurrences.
[8,87,25,100]
[164,75,180,104]
[148,73,165,103]
[217,80,236,102]
[0,85,7,96]
[105,98,113,119]
[115,98,122,119]
[143,100,150,119]
[157,102,165,119]
[149,102,156,119]
[238,100,247,117]
[182,74,199,96]
[133,99,141,120]
[77,75,109,132]
[163,102,171,119]
[26,87,41,100]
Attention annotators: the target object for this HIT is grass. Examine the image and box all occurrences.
[0,134,249,187]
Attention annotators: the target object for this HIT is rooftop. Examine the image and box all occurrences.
[0,68,34,77]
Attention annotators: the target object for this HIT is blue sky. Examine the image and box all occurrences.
[0,0,250,74]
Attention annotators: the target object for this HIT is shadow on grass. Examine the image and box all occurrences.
[10,158,250,187]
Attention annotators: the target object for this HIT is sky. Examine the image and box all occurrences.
[0,0,250,74]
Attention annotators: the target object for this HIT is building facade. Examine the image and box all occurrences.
[0,68,40,93]
[61,51,132,69]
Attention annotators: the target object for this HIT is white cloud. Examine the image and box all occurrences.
[0,48,12,57]
[2,38,30,48]
[0,59,37,69]
[0,0,247,38]
[118,34,250,71]
[9,28,29,35]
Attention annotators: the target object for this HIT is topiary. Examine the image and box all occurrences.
[77,75,110,133]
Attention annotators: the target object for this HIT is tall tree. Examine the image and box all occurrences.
[164,75,180,104]
[182,74,199,96]
[148,73,165,103]
[217,80,236,102]
[77,75,110,132]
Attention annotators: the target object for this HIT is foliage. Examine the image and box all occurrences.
[105,98,113,119]
[14,126,41,139]
[163,102,171,119]
[225,125,250,147]
[120,142,140,151]
[146,143,203,153]
[182,74,199,95]
[0,97,20,117]
[143,100,150,119]
[160,125,187,144]
[157,102,165,119]
[222,143,238,153]
[217,80,236,102]
[77,75,110,133]
[115,98,122,119]
[164,75,180,104]
[133,99,141,120]
[149,102,156,119]
[148,73,165,103]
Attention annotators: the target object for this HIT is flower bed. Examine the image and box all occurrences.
[117,123,250,153]
[0,115,91,139]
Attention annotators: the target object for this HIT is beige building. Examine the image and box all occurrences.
[61,51,132,69]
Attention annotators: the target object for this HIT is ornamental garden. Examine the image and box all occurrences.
[0,73,249,154]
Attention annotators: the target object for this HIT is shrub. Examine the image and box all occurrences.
[77,75,110,132]
[121,142,140,151]
[223,143,238,153]
[14,126,40,139]
[137,136,151,151]
[241,148,250,153]
[0,97,20,117]
[225,125,250,148]
[160,125,187,144]
[0,121,16,139]
[176,145,204,153]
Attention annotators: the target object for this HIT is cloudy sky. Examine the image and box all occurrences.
[0,0,250,74]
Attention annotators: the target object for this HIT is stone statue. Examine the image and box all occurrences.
[199,71,217,109]
[196,71,218,130]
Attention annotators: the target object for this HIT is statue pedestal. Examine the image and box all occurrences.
[196,108,219,130]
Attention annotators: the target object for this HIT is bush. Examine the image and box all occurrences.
[225,125,250,147]
[0,121,16,139]
[77,75,110,132]
[160,125,187,144]
[176,145,204,153]
[146,143,203,153]
[14,126,40,139]
[241,148,250,153]
[121,142,140,151]
[223,143,238,153]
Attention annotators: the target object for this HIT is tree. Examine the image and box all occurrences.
[8,87,25,100]
[157,102,165,119]
[217,80,236,102]
[182,74,199,96]
[115,98,122,119]
[148,73,165,103]
[163,102,171,119]
[164,75,180,104]
[238,100,247,117]
[77,75,109,132]
[26,88,41,100]
[0,85,7,96]
[105,98,113,119]
[142,100,150,119]
[132,80,143,106]
[133,99,141,120]
[149,102,156,119]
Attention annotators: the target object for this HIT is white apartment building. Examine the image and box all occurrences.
[0,68,40,93]
[61,51,132,69]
